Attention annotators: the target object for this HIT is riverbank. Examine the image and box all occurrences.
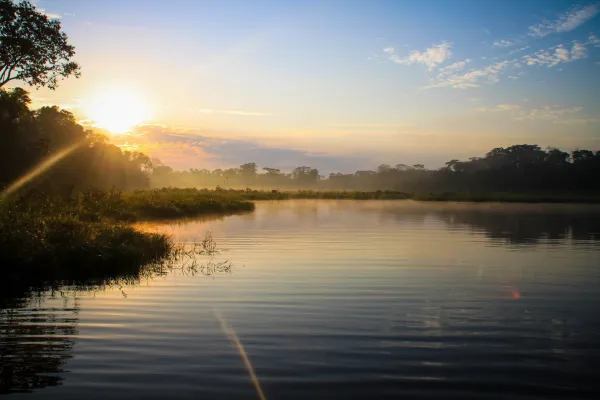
[0,189,254,280]
[178,188,600,203]
[2,187,598,282]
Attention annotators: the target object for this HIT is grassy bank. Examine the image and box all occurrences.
[2,187,598,287]
[174,188,600,203]
[0,188,253,282]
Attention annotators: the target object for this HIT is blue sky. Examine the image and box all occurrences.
[26,0,600,172]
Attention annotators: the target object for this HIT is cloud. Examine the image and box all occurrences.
[195,108,271,117]
[424,60,516,89]
[423,34,596,90]
[523,41,588,67]
[528,4,599,38]
[385,41,453,71]
[553,117,598,124]
[475,103,595,124]
[493,39,516,48]
[437,59,472,76]
[110,125,373,173]
[514,107,599,126]
[507,46,530,56]
[474,104,522,112]
[589,33,600,46]
[328,123,411,130]
[30,96,81,110]
[39,9,61,19]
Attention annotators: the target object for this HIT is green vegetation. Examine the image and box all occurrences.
[0,189,253,282]
[150,145,600,196]
[166,188,600,203]
[0,0,80,89]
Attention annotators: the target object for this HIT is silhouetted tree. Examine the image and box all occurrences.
[141,142,600,195]
[0,88,151,192]
[0,0,80,89]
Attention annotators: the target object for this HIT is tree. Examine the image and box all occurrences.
[239,162,257,180]
[377,164,392,173]
[262,167,281,175]
[444,159,460,172]
[0,0,80,89]
[292,166,319,185]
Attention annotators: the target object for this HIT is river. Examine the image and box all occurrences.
[2,200,600,399]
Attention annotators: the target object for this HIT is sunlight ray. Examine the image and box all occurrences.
[0,142,82,199]
[214,309,267,400]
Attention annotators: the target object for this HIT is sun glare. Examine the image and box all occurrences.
[88,89,149,134]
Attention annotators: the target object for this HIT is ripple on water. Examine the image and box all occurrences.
[2,200,600,399]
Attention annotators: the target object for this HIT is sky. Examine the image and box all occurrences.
[21,0,600,172]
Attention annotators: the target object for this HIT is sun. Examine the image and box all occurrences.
[88,89,149,134]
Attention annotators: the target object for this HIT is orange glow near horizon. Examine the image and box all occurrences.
[87,89,150,134]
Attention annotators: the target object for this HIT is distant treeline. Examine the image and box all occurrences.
[152,146,600,194]
[2,87,600,196]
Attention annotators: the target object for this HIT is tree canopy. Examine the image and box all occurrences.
[0,88,151,194]
[149,143,600,195]
[0,0,80,89]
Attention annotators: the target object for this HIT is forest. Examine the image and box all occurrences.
[2,85,599,196]
[151,144,600,194]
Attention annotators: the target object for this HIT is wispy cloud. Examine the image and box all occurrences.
[110,125,372,172]
[523,41,588,67]
[437,59,472,76]
[507,46,530,56]
[196,109,271,117]
[589,33,600,46]
[474,104,521,112]
[424,60,516,89]
[493,39,516,48]
[31,96,81,110]
[475,103,595,124]
[384,41,453,71]
[31,1,61,19]
[328,123,411,130]
[528,4,599,38]
[516,106,586,122]
[39,9,61,19]
[426,34,597,90]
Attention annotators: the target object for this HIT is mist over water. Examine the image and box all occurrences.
[2,200,600,399]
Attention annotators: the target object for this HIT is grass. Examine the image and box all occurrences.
[0,188,252,291]
[157,187,600,203]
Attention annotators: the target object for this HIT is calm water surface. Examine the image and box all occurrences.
[2,200,600,399]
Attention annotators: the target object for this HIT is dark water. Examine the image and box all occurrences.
[2,200,600,399]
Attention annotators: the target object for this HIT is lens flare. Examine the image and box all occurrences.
[214,310,267,400]
[0,142,81,199]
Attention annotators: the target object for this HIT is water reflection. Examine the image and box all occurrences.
[1,201,599,399]
[351,201,600,245]
[435,206,600,245]
[0,292,78,394]
[0,244,231,395]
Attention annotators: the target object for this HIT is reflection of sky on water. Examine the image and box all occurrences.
[2,200,600,399]
[1,294,79,394]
